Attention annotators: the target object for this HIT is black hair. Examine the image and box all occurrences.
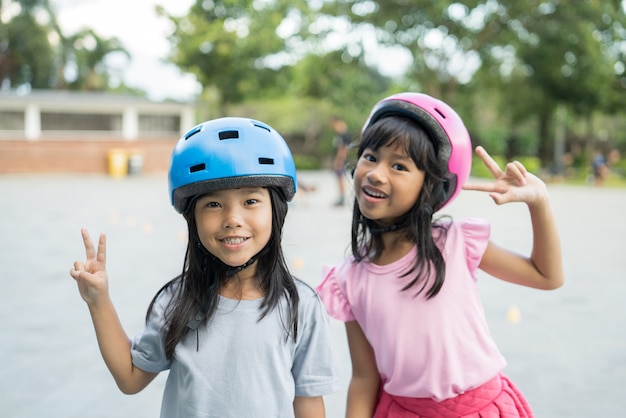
[147,186,299,361]
[351,116,451,299]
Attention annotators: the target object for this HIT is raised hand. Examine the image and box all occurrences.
[462,146,548,206]
[70,229,110,305]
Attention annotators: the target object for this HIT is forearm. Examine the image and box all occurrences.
[346,376,379,418]
[528,194,564,288]
[87,298,153,394]
[294,396,325,418]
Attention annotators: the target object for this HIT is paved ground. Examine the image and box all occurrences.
[1,170,625,417]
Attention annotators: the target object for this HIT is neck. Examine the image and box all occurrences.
[220,264,264,300]
[370,230,414,265]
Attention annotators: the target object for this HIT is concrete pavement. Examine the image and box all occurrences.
[0,170,624,417]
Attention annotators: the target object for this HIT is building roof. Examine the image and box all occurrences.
[0,89,194,113]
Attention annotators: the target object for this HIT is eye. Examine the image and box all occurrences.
[392,163,408,171]
[362,152,376,162]
[244,199,259,205]
[205,201,221,208]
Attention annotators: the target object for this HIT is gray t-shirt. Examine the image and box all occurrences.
[131,279,339,418]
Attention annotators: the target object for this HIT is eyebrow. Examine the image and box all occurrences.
[390,152,412,160]
[379,148,413,162]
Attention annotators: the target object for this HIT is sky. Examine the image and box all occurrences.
[53,0,201,102]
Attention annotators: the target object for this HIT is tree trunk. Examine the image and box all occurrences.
[537,106,554,168]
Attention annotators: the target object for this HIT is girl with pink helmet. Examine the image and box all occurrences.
[316,92,564,417]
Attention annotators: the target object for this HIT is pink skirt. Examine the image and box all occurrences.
[373,374,533,418]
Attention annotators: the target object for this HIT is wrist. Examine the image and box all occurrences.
[527,189,550,211]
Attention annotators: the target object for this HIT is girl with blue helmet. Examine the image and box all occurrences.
[71,117,338,417]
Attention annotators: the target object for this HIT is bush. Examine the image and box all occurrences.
[610,156,626,177]
[471,154,542,178]
[513,156,542,174]
[293,154,321,170]
[471,154,506,178]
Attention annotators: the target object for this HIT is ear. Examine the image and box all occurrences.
[349,162,357,178]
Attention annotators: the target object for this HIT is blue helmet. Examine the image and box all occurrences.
[169,117,297,213]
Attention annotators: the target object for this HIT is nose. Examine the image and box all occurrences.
[366,163,386,184]
[223,206,243,229]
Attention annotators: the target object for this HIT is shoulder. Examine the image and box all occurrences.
[441,219,491,273]
[156,276,182,300]
[293,277,319,299]
[149,276,182,316]
[293,278,328,316]
[441,218,490,238]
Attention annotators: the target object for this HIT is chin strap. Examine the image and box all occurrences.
[223,255,259,277]
[195,241,265,277]
[364,216,411,234]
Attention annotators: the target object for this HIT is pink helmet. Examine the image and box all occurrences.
[362,92,473,209]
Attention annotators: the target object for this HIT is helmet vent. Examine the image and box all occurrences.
[434,108,446,119]
[252,122,271,133]
[184,125,203,140]
[189,163,206,173]
[258,157,274,165]
[219,130,239,140]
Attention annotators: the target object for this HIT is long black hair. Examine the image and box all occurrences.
[147,186,299,360]
[351,116,451,299]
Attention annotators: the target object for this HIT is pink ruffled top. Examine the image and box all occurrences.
[316,219,506,401]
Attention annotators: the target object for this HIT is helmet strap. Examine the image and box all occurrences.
[363,216,411,235]
[196,241,267,277]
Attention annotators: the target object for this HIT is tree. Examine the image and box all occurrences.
[280,49,391,152]
[0,0,130,91]
[325,0,626,165]
[479,0,626,164]
[316,1,493,102]
[63,29,129,91]
[287,49,391,116]
[0,0,56,88]
[161,0,313,113]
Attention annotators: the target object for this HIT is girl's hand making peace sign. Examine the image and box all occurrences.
[463,146,564,290]
[463,146,549,207]
[70,229,110,306]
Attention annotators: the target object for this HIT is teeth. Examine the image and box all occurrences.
[223,237,246,244]
[365,188,386,198]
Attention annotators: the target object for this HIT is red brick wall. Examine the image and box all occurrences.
[0,137,178,174]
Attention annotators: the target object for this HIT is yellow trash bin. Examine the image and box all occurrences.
[107,149,129,178]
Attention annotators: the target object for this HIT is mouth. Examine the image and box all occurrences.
[220,236,249,245]
[362,185,388,199]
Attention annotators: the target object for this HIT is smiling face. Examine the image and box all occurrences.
[353,139,425,227]
[194,187,272,272]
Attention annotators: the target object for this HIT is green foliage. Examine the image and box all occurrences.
[229,96,334,136]
[64,29,129,91]
[228,96,338,158]
[0,0,130,91]
[513,156,542,174]
[163,0,311,109]
[2,13,55,87]
[471,154,541,179]
[472,127,509,156]
[471,154,506,178]
[4,0,626,165]
[610,156,626,177]
[293,154,321,170]
[286,49,392,121]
